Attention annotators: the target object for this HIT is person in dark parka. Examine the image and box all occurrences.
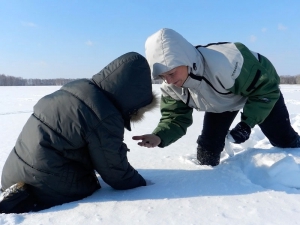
[0,52,157,213]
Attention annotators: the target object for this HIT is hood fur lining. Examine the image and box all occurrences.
[130,92,159,123]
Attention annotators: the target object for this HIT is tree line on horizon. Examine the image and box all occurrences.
[0,73,300,86]
[0,74,76,86]
[280,75,300,84]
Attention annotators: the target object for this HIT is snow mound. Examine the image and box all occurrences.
[234,149,300,191]
[268,155,300,188]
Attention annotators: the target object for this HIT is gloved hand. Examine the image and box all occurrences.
[228,122,251,144]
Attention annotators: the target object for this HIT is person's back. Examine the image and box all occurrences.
[0,52,157,213]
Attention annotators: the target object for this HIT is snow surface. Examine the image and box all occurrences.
[0,84,300,225]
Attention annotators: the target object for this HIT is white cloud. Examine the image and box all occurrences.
[278,23,288,31]
[261,28,267,32]
[85,40,94,46]
[21,21,37,27]
[250,35,257,42]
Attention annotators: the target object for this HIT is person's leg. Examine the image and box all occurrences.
[27,171,100,212]
[259,91,300,148]
[0,181,94,213]
[1,160,100,213]
[197,110,239,166]
[0,182,34,214]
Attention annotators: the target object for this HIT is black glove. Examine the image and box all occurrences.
[229,122,251,144]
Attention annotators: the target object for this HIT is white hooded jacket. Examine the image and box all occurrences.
[145,28,280,147]
[145,28,250,113]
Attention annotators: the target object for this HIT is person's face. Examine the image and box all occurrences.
[159,66,188,87]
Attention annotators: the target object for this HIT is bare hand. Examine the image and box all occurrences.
[132,134,161,148]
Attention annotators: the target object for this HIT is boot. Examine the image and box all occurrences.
[197,145,220,166]
[0,182,32,214]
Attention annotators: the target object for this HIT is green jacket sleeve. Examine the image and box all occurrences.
[152,95,193,147]
[228,43,280,128]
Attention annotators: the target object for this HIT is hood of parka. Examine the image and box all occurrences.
[145,28,203,80]
[92,52,153,131]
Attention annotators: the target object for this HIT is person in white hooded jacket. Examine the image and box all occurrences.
[133,28,300,166]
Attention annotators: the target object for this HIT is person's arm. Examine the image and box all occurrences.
[132,134,161,148]
[133,91,193,148]
[152,95,193,147]
[227,46,280,144]
[228,72,279,144]
[228,44,280,128]
[230,69,280,128]
[133,95,193,148]
[87,114,146,190]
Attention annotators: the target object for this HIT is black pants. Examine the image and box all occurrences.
[197,92,299,153]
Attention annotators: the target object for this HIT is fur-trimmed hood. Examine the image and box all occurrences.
[92,52,157,130]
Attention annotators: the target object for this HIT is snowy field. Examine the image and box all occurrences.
[0,84,300,225]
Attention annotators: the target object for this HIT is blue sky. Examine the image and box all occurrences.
[0,0,299,79]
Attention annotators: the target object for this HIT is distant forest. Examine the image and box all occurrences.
[280,75,300,84]
[0,74,76,86]
[0,74,299,86]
